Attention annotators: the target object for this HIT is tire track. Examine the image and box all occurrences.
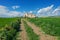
[20,20,28,40]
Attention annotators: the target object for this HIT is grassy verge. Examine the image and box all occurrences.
[23,20,39,40]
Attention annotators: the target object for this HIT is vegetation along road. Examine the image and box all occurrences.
[0,18,59,40]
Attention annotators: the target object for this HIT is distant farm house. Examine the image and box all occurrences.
[24,13,36,18]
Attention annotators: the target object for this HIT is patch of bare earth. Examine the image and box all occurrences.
[20,20,28,40]
[25,20,57,40]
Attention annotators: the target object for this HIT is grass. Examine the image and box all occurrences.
[23,20,39,40]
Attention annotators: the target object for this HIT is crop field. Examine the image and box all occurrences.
[0,17,60,40]
[0,17,21,40]
[27,17,60,36]
[0,18,18,28]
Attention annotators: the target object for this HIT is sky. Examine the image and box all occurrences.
[0,0,60,17]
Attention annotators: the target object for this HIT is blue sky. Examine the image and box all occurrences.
[0,0,60,11]
[0,0,60,17]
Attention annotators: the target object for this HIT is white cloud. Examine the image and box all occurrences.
[12,6,20,9]
[37,5,54,17]
[37,5,54,13]
[0,5,21,17]
[0,5,60,17]
[52,7,60,15]
[0,5,9,14]
[0,5,9,17]
[8,11,21,17]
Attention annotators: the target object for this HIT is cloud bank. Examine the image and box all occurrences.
[0,5,60,17]
[0,5,21,17]
[52,7,60,15]
[37,5,60,17]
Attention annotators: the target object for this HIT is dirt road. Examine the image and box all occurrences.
[25,20,57,40]
[20,20,28,40]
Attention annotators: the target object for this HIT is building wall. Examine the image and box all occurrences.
[24,13,36,18]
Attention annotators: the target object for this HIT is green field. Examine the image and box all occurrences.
[0,17,60,40]
[0,17,21,40]
[27,17,60,36]
[0,18,18,28]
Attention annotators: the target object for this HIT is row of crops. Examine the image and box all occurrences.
[27,17,60,36]
[23,20,39,40]
[0,17,21,40]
